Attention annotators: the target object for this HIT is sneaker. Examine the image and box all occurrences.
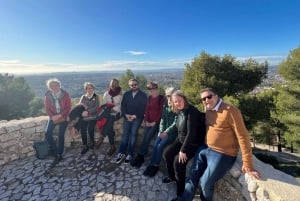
[130,154,144,168]
[124,155,132,164]
[115,153,126,164]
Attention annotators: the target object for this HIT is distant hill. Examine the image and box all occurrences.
[22,69,184,99]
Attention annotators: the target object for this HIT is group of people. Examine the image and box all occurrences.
[44,77,260,201]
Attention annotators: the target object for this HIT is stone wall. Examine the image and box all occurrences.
[0,117,299,201]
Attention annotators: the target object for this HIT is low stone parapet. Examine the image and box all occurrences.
[0,117,299,200]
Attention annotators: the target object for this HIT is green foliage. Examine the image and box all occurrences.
[28,97,45,117]
[0,74,36,120]
[275,45,300,150]
[181,52,268,108]
[119,69,148,92]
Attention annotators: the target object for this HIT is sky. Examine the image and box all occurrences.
[0,0,299,75]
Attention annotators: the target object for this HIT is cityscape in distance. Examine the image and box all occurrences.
[21,66,281,99]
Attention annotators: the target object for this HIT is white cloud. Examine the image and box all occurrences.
[123,51,147,55]
[237,54,286,65]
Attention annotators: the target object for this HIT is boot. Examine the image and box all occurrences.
[81,145,89,155]
[107,145,116,157]
[95,136,104,149]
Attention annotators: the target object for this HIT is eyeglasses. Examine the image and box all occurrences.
[130,84,137,87]
[148,88,156,90]
[166,95,171,98]
[201,94,214,102]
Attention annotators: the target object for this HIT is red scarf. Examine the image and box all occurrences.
[108,87,121,97]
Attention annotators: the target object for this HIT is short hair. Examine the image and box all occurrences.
[200,87,217,95]
[128,78,139,84]
[46,78,61,90]
[165,87,176,96]
[146,82,158,89]
[84,82,95,90]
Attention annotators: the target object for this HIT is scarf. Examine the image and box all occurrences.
[52,91,62,113]
[108,87,121,97]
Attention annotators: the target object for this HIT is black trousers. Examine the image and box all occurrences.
[163,138,199,197]
[80,120,97,145]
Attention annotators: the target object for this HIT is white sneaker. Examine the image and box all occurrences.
[115,153,125,164]
[124,155,132,164]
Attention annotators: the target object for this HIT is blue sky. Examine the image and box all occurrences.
[0,0,299,74]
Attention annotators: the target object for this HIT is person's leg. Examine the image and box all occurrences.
[127,118,143,156]
[80,121,88,145]
[179,145,208,201]
[103,115,115,144]
[57,121,68,156]
[139,125,158,156]
[87,120,97,147]
[151,135,169,165]
[199,149,236,201]
[163,140,182,181]
[117,118,131,154]
[149,136,161,165]
[45,119,58,155]
[175,145,199,197]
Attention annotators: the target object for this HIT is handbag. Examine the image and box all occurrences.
[33,140,50,159]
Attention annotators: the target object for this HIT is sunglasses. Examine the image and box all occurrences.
[201,94,214,102]
[148,88,156,90]
[130,84,138,87]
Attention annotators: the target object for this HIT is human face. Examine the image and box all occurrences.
[201,91,218,110]
[148,87,158,96]
[129,81,138,91]
[173,95,185,110]
[85,85,94,96]
[49,82,60,94]
[166,95,172,106]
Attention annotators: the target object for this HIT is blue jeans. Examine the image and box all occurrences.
[180,145,236,201]
[149,134,171,165]
[118,117,143,156]
[139,125,158,156]
[45,119,68,156]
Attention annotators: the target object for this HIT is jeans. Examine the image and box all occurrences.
[139,125,158,156]
[80,119,96,146]
[118,117,143,156]
[45,119,68,156]
[149,134,171,165]
[180,145,237,201]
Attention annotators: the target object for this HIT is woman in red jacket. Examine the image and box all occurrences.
[44,78,71,166]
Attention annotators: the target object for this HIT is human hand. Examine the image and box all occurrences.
[159,132,167,139]
[178,151,187,164]
[242,166,261,179]
[82,111,88,117]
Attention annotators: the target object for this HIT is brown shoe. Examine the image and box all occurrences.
[95,136,104,149]
[107,145,116,157]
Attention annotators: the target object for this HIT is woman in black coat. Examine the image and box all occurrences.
[163,90,206,201]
